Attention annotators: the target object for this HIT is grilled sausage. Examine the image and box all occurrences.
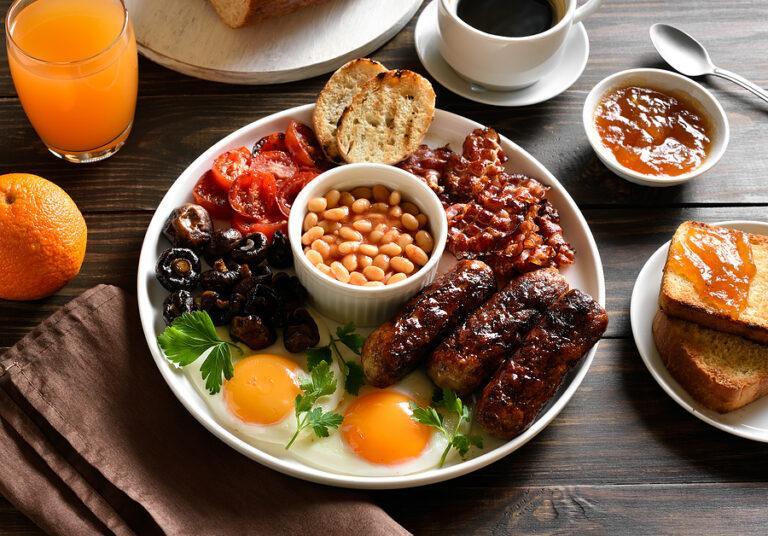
[427,268,569,395]
[475,289,608,439]
[361,260,496,387]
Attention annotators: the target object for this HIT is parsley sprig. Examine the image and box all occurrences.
[410,388,483,467]
[157,311,243,394]
[286,361,343,449]
[306,323,366,395]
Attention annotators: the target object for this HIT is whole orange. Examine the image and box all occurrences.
[0,173,87,300]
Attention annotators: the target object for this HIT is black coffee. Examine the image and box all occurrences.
[457,0,557,38]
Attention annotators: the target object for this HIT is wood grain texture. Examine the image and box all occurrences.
[382,482,768,535]
[1,0,768,533]
[1,90,767,212]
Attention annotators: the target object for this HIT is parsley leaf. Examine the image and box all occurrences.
[199,345,235,395]
[300,360,338,399]
[344,361,365,396]
[336,323,365,355]
[286,361,342,449]
[451,434,484,458]
[308,324,367,394]
[409,388,484,467]
[306,346,333,370]
[409,402,445,430]
[157,311,241,394]
[308,407,344,438]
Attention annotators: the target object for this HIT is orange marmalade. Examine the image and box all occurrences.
[668,224,756,317]
[594,86,711,176]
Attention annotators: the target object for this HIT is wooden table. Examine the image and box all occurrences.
[1,0,767,533]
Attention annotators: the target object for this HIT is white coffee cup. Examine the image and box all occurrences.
[438,0,602,90]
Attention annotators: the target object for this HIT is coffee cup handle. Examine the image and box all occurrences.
[573,0,603,23]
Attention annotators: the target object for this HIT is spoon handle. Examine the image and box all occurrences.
[712,67,768,105]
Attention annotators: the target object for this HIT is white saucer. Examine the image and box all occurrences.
[631,220,768,442]
[415,0,590,107]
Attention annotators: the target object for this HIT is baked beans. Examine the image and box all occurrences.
[302,184,435,286]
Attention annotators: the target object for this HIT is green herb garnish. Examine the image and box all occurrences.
[157,311,243,395]
[306,323,366,395]
[409,388,483,467]
[286,361,343,449]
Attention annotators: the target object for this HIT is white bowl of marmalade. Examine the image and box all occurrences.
[583,68,729,187]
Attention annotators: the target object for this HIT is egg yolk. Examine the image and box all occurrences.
[224,354,301,425]
[341,391,432,465]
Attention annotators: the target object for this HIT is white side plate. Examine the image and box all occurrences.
[137,104,606,488]
[631,220,768,441]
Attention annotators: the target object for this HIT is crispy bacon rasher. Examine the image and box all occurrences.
[398,128,574,281]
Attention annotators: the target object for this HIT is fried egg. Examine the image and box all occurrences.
[183,318,344,448]
[289,370,461,476]
[182,310,497,475]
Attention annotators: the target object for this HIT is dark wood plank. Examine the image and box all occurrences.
[381,482,768,535]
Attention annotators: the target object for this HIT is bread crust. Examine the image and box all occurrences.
[312,58,388,162]
[652,310,768,413]
[336,69,436,165]
[660,221,768,345]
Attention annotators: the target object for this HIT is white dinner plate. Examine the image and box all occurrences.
[137,104,606,489]
[631,220,768,442]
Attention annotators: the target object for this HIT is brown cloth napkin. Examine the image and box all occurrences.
[0,285,408,536]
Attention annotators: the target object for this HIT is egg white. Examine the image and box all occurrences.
[183,310,344,447]
[288,369,461,476]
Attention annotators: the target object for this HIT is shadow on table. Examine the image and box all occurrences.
[619,341,768,483]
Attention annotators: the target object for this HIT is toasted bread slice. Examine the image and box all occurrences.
[336,69,436,165]
[660,221,768,344]
[209,0,329,28]
[653,310,768,413]
[312,58,388,162]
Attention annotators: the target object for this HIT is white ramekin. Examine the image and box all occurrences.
[288,163,448,326]
[583,68,730,187]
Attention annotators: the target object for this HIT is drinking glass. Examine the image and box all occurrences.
[5,0,138,163]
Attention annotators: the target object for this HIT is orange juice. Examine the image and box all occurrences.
[6,0,137,161]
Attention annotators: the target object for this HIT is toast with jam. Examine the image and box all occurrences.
[659,221,768,345]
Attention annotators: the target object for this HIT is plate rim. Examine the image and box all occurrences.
[630,219,768,442]
[136,103,606,488]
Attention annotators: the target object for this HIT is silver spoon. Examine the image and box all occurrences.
[650,23,768,105]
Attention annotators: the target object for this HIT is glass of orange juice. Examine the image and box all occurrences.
[5,0,138,163]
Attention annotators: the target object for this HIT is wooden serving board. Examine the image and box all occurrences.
[124,0,422,85]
